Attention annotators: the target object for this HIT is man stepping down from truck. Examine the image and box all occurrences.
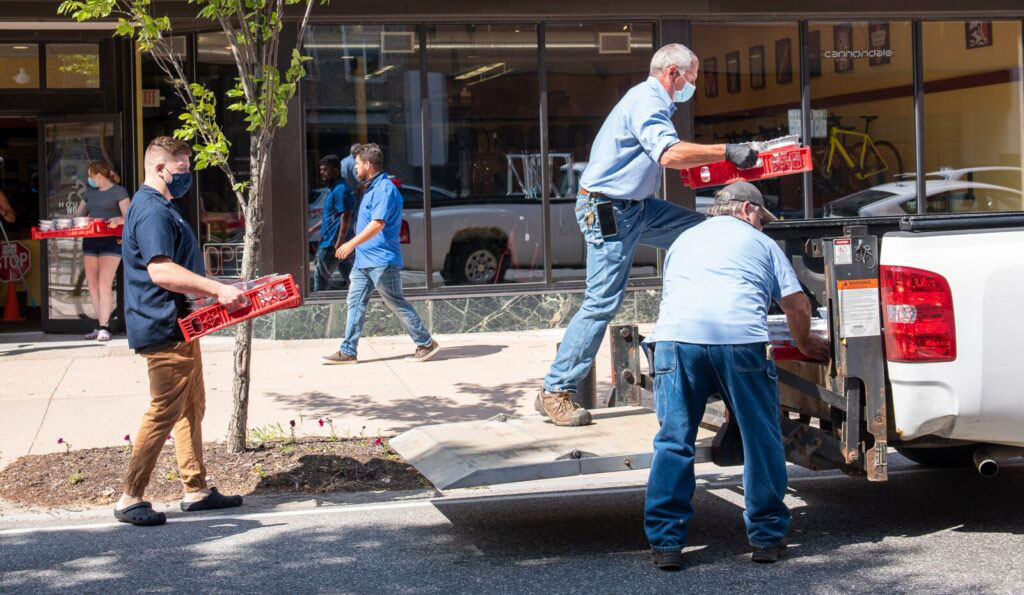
[644,182,830,569]
[538,43,760,426]
[321,143,440,365]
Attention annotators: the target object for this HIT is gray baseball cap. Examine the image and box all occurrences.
[712,182,778,222]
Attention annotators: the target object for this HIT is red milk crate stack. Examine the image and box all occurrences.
[178,274,302,342]
[679,146,813,190]
[31,221,124,240]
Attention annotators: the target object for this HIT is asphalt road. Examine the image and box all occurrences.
[2,457,1023,594]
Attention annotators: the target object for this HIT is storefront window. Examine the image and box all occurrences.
[546,22,655,284]
[45,43,100,89]
[692,22,803,219]
[303,24,425,292]
[0,43,40,90]
[809,22,916,218]
[920,21,1023,215]
[196,32,250,278]
[425,24,543,287]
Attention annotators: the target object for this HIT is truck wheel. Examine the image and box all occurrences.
[449,240,508,285]
[895,445,977,468]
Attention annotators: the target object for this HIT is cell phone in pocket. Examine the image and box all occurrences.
[595,202,618,238]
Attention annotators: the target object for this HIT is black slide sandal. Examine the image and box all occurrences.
[180,487,243,512]
[114,502,167,526]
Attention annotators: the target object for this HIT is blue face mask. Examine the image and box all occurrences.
[673,80,696,103]
[165,171,193,199]
[86,177,98,189]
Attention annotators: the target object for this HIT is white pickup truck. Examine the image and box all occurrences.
[396,183,657,285]
[762,211,1024,479]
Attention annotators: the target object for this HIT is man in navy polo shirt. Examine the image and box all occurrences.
[308,154,354,291]
[114,136,247,527]
[321,143,440,364]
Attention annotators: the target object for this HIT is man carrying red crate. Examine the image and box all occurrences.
[538,43,760,427]
[114,136,248,526]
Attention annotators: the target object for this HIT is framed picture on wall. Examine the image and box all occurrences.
[868,22,891,66]
[807,30,822,78]
[726,51,740,94]
[749,45,765,89]
[775,38,793,85]
[833,23,854,73]
[704,57,719,98]
[966,21,994,49]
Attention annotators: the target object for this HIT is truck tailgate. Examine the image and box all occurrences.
[882,228,1024,446]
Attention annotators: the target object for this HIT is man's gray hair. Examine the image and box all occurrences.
[706,200,746,218]
[649,43,697,77]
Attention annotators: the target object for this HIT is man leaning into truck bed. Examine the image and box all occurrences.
[643,182,830,570]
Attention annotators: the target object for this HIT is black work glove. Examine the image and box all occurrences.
[725,143,759,168]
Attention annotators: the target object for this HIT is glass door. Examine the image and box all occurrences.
[38,115,122,334]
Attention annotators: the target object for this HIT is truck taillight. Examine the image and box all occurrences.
[880,265,956,363]
[400,219,410,244]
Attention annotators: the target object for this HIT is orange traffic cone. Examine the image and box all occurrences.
[2,282,24,322]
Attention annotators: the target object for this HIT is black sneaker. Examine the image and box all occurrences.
[321,351,357,365]
[408,340,440,362]
[751,540,787,563]
[651,549,683,571]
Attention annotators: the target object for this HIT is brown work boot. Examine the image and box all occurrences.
[534,389,592,427]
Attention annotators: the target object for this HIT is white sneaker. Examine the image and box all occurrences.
[97,329,112,342]
[84,329,100,340]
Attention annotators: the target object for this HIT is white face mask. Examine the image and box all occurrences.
[673,79,696,103]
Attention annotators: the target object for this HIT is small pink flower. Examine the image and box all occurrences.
[57,438,64,444]
[374,437,383,446]
[124,434,131,442]
[318,419,324,427]
[290,420,296,428]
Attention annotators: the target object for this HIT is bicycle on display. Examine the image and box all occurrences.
[815,115,903,197]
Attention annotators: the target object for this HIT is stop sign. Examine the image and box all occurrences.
[0,241,30,282]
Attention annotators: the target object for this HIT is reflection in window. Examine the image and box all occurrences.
[693,23,804,219]
[45,43,100,88]
[809,21,916,217]
[196,32,250,278]
[0,43,39,89]
[425,24,543,287]
[922,21,1023,214]
[546,22,656,284]
[303,25,425,291]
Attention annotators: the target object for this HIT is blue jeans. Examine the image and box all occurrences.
[543,193,705,393]
[313,246,352,292]
[340,265,432,356]
[645,341,790,551]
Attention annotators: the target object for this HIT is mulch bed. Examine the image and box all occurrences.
[0,437,431,509]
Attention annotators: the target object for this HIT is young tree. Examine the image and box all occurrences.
[58,0,322,452]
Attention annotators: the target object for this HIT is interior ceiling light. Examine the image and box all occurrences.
[13,67,31,85]
[454,62,506,81]
[364,64,396,80]
[13,45,30,50]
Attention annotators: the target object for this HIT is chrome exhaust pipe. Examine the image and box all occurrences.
[972,446,1024,478]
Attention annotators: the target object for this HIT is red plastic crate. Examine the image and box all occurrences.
[680,146,813,190]
[178,274,302,342]
[32,221,123,240]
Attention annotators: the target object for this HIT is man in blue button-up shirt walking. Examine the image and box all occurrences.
[537,44,760,427]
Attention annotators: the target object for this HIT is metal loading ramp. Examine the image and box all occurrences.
[390,406,715,490]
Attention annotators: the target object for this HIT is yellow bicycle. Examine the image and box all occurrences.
[819,115,903,190]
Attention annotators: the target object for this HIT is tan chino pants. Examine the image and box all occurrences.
[122,340,208,497]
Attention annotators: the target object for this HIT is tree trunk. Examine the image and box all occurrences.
[225,140,267,453]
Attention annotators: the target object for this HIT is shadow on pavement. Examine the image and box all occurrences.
[2,467,1022,592]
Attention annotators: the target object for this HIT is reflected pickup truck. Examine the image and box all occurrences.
[762,211,1024,479]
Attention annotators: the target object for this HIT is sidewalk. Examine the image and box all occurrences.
[0,327,637,471]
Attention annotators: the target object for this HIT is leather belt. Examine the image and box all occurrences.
[579,187,604,199]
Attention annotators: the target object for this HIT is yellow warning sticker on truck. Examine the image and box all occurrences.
[838,278,880,338]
